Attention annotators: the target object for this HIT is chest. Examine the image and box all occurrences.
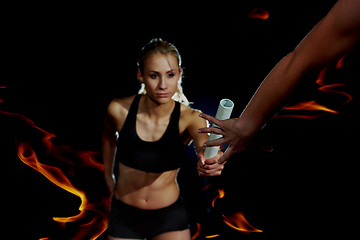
[135,114,189,143]
[136,115,170,142]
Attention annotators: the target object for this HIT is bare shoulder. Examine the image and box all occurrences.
[107,95,136,123]
[180,104,207,129]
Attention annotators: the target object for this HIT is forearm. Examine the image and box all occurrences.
[101,134,116,185]
[239,0,360,135]
[239,51,308,134]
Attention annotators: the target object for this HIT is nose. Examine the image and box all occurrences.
[158,77,167,90]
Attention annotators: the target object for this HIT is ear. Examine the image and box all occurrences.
[179,68,183,77]
[137,70,143,83]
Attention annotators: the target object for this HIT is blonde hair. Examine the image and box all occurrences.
[137,38,190,106]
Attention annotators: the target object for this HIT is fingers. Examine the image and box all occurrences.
[197,152,225,177]
[217,146,235,164]
[199,113,222,126]
[198,152,206,166]
[204,137,227,148]
[198,126,223,135]
[197,160,224,177]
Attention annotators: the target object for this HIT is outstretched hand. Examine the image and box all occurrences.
[198,113,255,164]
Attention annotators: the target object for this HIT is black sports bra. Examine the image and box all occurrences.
[115,95,186,173]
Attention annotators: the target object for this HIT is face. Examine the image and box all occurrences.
[138,53,182,105]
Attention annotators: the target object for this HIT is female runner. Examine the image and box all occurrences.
[102,39,224,240]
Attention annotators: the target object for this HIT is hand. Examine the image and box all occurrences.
[197,151,224,177]
[198,113,255,164]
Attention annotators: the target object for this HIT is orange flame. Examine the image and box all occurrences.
[285,100,337,113]
[1,110,108,240]
[205,234,221,238]
[248,8,269,20]
[277,58,352,119]
[211,189,225,207]
[222,212,263,233]
[17,142,88,223]
[192,223,201,240]
[316,67,352,105]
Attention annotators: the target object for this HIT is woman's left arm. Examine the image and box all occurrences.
[187,109,224,177]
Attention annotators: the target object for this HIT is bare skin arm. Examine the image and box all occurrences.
[199,0,360,163]
[102,108,118,196]
[102,116,117,195]
[101,99,129,195]
[185,108,224,176]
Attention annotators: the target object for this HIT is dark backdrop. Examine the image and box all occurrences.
[2,1,359,239]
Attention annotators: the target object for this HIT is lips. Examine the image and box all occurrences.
[156,93,170,98]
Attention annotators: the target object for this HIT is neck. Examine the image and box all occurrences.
[141,94,175,119]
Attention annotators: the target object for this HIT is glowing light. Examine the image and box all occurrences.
[276,60,352,119]
[192,223,201,240]
[248,8,269,20]
[0,85,6,103]
[1,110,108,240]
[285,100,337,113]
[223,212,263,233]
[205,234,221,238]
[211,189,225,207]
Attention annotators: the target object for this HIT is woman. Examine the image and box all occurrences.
[102,39,224,240]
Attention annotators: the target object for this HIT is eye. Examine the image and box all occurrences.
[167,72,175,78]
[149,74,158,79]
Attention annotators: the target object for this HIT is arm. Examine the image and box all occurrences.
[102,100,124,196]
[200,0,360,163]
[186,109,224,177]
[102,115,117,195]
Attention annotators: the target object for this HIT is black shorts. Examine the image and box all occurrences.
[107,196,190,239]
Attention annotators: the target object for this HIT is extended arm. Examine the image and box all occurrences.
[187,109,224,176]
[200,0,360,163]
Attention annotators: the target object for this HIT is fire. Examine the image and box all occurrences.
[17,141,88,223]
[211,189,225,207]
[315,68,352,105]
[191,223,201,240]
[285,100,337,113]
[0,85,6,103]
[248,8,269,20]
[223,212,263,233]
[201,187,263,238]
[277,57,352,119]
[1,110,108,240]
[205,234,221,238]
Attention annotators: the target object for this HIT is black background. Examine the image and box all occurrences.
[2,1,360,239]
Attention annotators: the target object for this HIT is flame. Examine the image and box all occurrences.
[1,110,108,240]
[335,55,346,69]
[211,189,225,207]
[285,100,337,113]
[277,58,352,119]
[0,85,6,103]
[248,8,269,20]
[17,142,88,223]
[315,67,352,105]
[192,223,201,240]
[205,234,221,238]
[223,212,263,233]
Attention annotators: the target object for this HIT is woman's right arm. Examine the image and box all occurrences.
[102,114,117,195]
[102,100,122,195]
